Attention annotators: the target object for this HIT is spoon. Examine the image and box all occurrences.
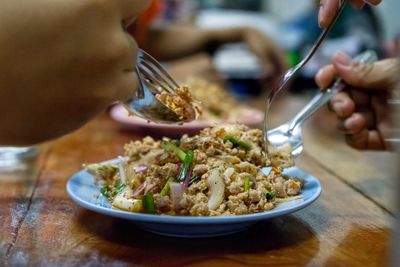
[263,0,348,143]
[267,50,378,157]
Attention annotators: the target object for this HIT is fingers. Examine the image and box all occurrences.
[330,92,355,117]
[116,0,151,27]
[119,33,138,71]
[315,64,336,89]
[337,111,375,133]
[332,53,400,90]
[363,0,382,5]
[351,0,367,9]
[319,0,382,28]
[114,35,139,101]
[115,71,139,102]
[318,0,341,28]
[345,129,386,150]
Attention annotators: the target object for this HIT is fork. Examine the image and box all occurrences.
[263,0,347,143]
[122,49,196,123]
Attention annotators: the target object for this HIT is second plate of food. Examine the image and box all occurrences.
[109,79,264,137]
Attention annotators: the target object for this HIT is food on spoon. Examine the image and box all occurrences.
[87,124,302,216]
[155,85,201,122]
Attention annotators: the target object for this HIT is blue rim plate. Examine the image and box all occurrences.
[67,163,321,237]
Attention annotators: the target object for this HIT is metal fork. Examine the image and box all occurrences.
[123,49,196,123]
[267,50,378,157]
[263,0,347,142]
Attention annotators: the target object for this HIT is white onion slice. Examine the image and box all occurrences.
[118,156,127,184]
[207,168,225,210]
[170,182,184,209]
[112,194,142,212]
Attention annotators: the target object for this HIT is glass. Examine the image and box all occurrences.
[0,146,38,172]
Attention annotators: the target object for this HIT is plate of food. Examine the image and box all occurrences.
[67,124,321,237]
[109,79,264,137]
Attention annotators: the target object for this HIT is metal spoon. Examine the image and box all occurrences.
[267,50,378,157]
[122,49,197,124]
[263,0,347,145]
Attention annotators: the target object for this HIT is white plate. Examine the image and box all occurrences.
[109,104,264,137]
[67,163,321,238]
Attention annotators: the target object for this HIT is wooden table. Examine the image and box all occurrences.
[0,55,397,266]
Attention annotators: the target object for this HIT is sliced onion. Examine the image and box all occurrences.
[176,163,181,171]
[181,165,194,190]
[207,168,225,210]
[224,167,234,180]
[112,194,142,212]
[170,182,184,209]
[133,181,147,197]
[118,156,127,184]
[144,183,158,194]
[133,165,147,172]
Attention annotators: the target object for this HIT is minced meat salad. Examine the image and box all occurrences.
[87,124,303,216]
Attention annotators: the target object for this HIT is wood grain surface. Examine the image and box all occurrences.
[0,55,396,266]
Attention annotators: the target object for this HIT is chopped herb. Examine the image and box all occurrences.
[189,175,200,186]
[114,183,126,194]
[142,194,155,213]
[100,185,111,199]
[161,141,186,161]
[160,177,173,196]
[244,177,250,192]
[266,192,275,201]
[223,135,252,150]
[178,150,194,182]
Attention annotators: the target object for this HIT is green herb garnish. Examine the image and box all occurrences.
[266,192,275,201]
[189,175,200,186]
[178,150,194,182]
[161,141,186,161]
[100,185,111,199]
[223,135,252,150]
[142,194,155,213]
[114,182,126,194]
[244,177,250,192]
[160,177,173,197]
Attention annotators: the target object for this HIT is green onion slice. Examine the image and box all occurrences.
[244,177,250,192]
[161,141,186,161]
[160,177,173,197]
[223,135,252,150]
[178,150,194,182]
[142,194,155,213]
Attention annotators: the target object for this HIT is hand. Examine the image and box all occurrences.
[316,52,399,150]
[0,0,150,145]
[318,0,382,28]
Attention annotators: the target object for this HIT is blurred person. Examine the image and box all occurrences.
[129,0,287,78]
[0,0,151,145]
[0,0,387,147]
[0,0,286,146]
[316,51,399,150]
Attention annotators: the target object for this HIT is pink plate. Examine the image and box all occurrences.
[109,104,264,137]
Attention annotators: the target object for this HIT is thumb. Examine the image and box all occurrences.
[332,52,399,90]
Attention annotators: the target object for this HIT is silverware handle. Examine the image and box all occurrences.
[288,50,378,132]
